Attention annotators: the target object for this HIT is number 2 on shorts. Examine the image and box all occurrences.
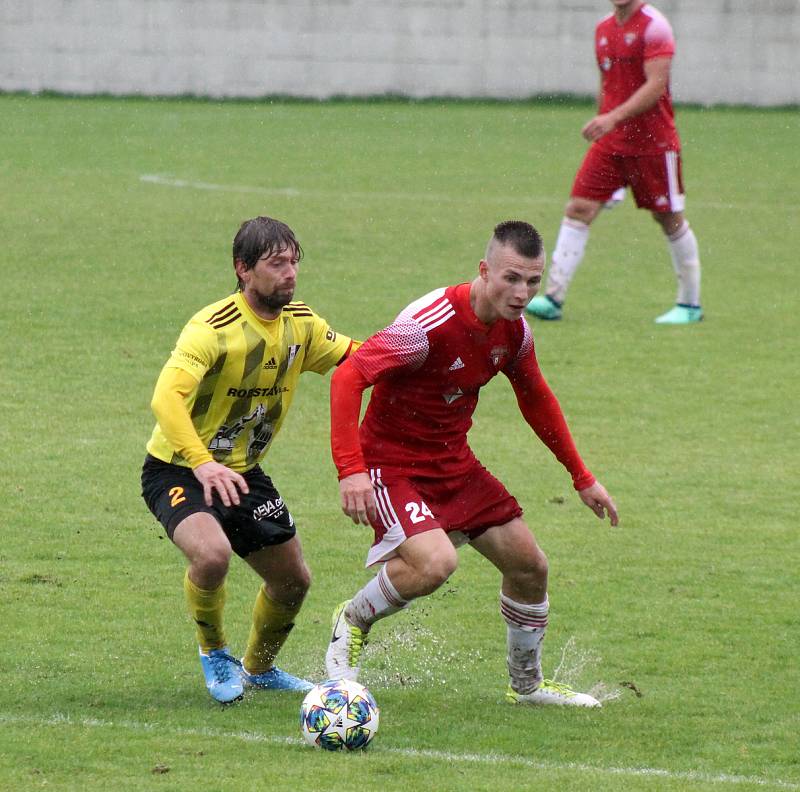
[169,486,186,507]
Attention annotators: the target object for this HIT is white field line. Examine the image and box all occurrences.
[1,712,797,791]
[139,173,787,212]
[139,173,556,206]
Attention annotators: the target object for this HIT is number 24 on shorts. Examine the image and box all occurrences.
[405,501,433,524]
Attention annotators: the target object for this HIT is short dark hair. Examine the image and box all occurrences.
[491,220,543,260]
[232,216,303,289]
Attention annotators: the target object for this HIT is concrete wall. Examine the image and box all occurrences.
[1,1,798,106]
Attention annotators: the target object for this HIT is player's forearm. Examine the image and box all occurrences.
[606,57,670,125]
[151,368,213,468]
[511,374,594,490]
[330,359,369,478]
[607,81,663,125]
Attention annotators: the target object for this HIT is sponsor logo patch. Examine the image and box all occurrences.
[253,497,287,521]
[442,387,464,404]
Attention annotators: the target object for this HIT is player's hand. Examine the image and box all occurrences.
[339,472,378,526]
[582,113,617,142]
[193,461,249,507]
[578,481,619,526]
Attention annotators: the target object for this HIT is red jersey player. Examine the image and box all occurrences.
[325,220,618,708]
[526,0,703,325]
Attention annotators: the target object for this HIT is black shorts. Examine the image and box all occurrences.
[140,455,296,558]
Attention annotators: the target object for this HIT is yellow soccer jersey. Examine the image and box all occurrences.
[147,291,354,472]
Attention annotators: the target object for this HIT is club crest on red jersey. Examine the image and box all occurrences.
[490,346,508,367]
[624,32,637,45]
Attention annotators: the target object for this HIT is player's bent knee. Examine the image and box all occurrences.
[409,551,458,595]
[508,548,548,590]
[531,547,548,578]
[424,554,458,590]
[565,198,600,225]
[194,544,232,579]
[524,548,548,585]
[287,565,312,600]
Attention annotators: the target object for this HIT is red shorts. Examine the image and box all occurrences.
[364,462,522,567]
[572,144,685,213]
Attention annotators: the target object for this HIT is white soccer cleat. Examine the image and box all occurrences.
[325,600,368,681]
[506,679,601,708]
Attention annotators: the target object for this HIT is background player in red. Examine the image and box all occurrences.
[325,220,618,708]
[526,0,703,324]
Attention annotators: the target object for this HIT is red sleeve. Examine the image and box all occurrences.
[506,351,595,491]
[330,357,372,480]
[643,12,675,60]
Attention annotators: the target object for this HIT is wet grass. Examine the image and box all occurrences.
[1,94,798,791]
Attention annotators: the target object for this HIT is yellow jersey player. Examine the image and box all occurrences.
[141,216,358,703]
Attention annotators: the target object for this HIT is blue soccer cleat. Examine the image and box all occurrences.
[526,294,563,320]
[241,664,313,692]
[199,646,244,704]
[654,304,704,324]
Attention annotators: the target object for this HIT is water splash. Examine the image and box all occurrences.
[549,635,622,704]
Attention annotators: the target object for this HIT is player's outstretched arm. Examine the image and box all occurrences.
[339,472,378,526]
[193,461,249,508]
[577,481,619,526]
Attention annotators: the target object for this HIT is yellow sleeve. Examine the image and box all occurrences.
[167,319,217,379]
[301,314,356,374]
[150,366,214,468]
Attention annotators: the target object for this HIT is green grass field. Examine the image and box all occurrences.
[1,94,798,791]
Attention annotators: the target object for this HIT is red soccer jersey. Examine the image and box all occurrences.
[332,283,594,488]
[595,3,680,156]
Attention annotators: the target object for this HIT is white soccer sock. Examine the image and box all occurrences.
[501,593,549,695]
[546,218,590,304]
[667,221,701,307]
[346,565,409,632]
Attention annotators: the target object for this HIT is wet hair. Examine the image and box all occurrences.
[488,220,543,260]
[232,216,303,289]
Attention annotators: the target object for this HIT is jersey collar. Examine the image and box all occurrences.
[451,282,491,332]
[234,290,283,335]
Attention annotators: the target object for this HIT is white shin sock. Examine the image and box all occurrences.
[546,218,590,304]
[501,593,549,694]
[667,221,701,306]
[347,565,409,632]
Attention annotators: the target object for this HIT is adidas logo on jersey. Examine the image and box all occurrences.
[263,356,277,369]
[449,357,465,371]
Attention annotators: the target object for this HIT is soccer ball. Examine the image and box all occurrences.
[300,679,380,751]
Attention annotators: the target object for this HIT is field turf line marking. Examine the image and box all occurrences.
[139,173,796,212]
[140,173,302,197]
[139,173,559,205]
[2,712,797,790]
